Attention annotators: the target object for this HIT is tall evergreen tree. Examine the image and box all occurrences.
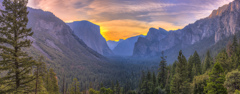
[158,51,167,88]
[203,50,213,73]
[204,63,227,94]
[170,50,190,94]
[193,51,201,75]
[0,0,35,93]
[116,80,120,94]
[69,78,81,94]
[48,68,59,94]
[34,56,47,94]
[187,55,194,81]
[152,72,157,88]
[216,50,230,72]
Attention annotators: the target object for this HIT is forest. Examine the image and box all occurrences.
[1,0,240,94]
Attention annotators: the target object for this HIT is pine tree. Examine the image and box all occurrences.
[193,51,201,75]
[204,62,227,94]
[48,68,59,94]
[170,50,190,94]
[0,0,35,93]
[192,73,209,94]
[187,55,194,81]
[203,50,213,73]
[232,35,238,53]
[158,51,167,88]
[111,81,115,94]
[69,78,81,94]
[152,72,157,88]
[116,80,120,94]
[216,50,230,72]
[34,56,47,94]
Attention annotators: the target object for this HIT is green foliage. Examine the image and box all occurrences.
[235,90,240,94]
[187,55,194,81]
[158,51,167,88]
[215,50,230,72]
[170,50,190,94]
[192,51,202,75]
[100,87,113,94]
[224,70,240,94]
[34,56,48,94]
[203,51,213,73]
[0,0,36,93]
[47,68,59,94]
[204,63,227,94]
[69,78,81,94]
[191,73,209,94]
[89,88,100,94]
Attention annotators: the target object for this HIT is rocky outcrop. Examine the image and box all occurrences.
[133,28,170,56]
[67,21,113,56]
[27,8,105,67]
[107,40,124,50]
[133,0,240,57]
[113,35,144,56]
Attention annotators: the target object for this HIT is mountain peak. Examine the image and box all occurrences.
[67,21,113,55]
[209,4,229,18]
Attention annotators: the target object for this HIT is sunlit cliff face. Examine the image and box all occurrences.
[28,0,233,41]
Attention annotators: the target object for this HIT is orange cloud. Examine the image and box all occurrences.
[92,19,184,41]
[27,0,234,41]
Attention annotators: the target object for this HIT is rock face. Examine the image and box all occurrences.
[133,0,240,58]
[113,35,144,56]
[133,28,169,56]
[107,40,123,50]
[67,21,113,56]
[27,8,107,75]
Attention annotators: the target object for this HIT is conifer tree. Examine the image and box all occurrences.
[193,51,201,75]
[152,72,157,88]
[204,63,227,94]
[216,50,230,72]
[34,56,47,94]
[0,0,35,93]
[203,50,213,73]
[158,51,167,88]
[116,80,120,94]
[187,55,194,81]
[69,78,81,94]
[48,68,59,94]
[170,50,189,94]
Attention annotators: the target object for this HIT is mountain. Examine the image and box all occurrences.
[67,21,113,56]
[25,8,120,87]
[133,28,169,56]
[107,40,124,50]
[133,0,240,63]
[113,35,145,56]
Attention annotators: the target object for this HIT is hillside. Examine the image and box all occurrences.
[133,0,240,63]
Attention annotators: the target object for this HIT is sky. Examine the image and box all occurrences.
[28,0,234,41]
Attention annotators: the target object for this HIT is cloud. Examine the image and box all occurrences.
[94,19,183,41]
[28,0,234,41]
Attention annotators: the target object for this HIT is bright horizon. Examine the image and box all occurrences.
[27,0,233,41]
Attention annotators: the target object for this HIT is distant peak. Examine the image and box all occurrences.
[209,4,229,18]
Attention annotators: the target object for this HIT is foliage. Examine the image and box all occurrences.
[158,51,167,88]
[224,70,240,94]
[191,73,209,94]
[170,50,190,94]
[204,63,227,94]
[68,78,81,94]
[0,0,36,93]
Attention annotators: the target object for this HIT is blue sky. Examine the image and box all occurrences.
[28,0,234,41]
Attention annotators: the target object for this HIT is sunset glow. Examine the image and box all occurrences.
[27,0,233,41]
